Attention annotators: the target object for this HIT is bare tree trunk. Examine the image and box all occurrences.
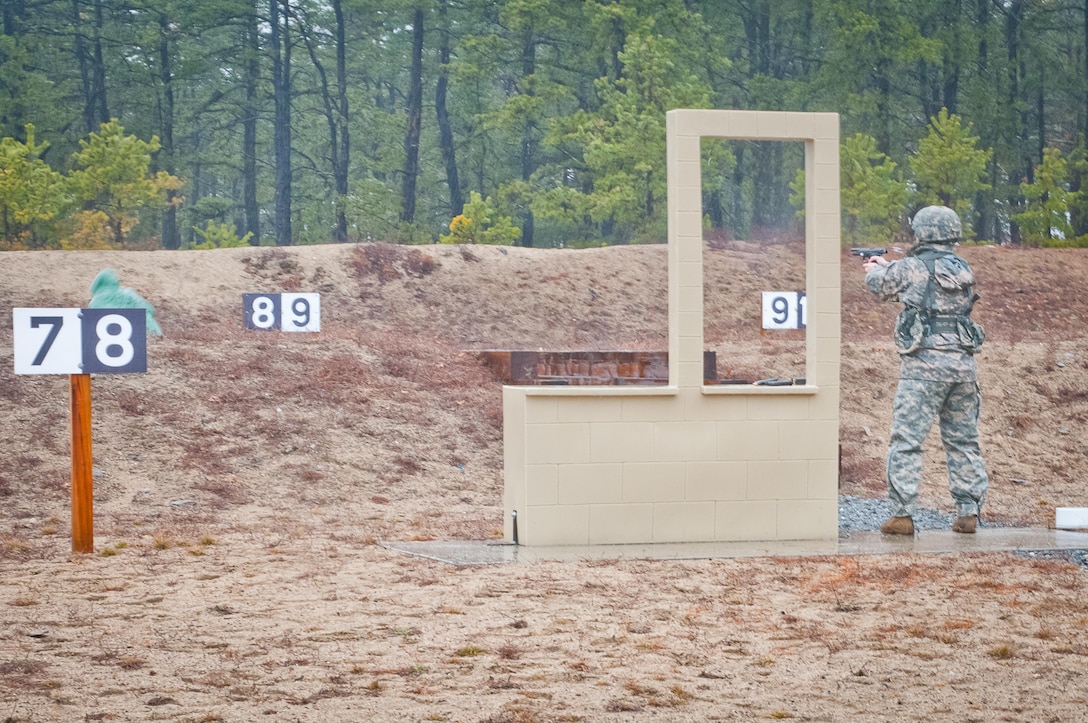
[242,4,260,245]
[270,0,292,246]
[333,0,350,242]
[1084,0,1088,139]
[519,25,536,247]
[1006,0,1026,244]
[874,53,891,156]
[298,0,348,242]
[435,0,462,218]
[400,7,424,225]
[69,0,110,148]
[1037,63,1045,163]
[974,0,994,240]
[71,0,94,133]
[90,0,108,125]
[158,13,180,250]
[609,14,624,80]
[941,0,961,114]
[2,0,23,35]
[1,3,26,132]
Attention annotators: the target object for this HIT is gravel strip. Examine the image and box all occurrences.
[837,494,955,532]
[1016,548,1088,569]
[838,494,1088,570]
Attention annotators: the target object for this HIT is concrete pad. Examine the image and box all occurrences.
[380,528,1088,566]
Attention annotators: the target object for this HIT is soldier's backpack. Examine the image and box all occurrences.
[894,247,985,355]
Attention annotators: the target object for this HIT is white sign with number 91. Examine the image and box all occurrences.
[761,291,807,330]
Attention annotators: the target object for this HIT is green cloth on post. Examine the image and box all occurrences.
[88,269,163,336]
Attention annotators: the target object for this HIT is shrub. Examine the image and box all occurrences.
[191,220,253,249]
[439,192,520,245]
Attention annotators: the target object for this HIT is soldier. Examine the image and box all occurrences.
[863,205,989,535]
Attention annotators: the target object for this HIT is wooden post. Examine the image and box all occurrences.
[70,373,93,554]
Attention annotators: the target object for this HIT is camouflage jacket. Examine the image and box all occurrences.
[865,243,980,383]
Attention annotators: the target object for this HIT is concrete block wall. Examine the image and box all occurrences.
[478,350,718,386]
[503,110,841,546]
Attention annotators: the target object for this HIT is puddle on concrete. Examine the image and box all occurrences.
[381,528,1088,566]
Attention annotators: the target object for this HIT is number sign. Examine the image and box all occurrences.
[761,291,807,330]
[13,308,147,375]
[243,293,320,332]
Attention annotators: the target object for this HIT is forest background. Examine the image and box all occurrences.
[4,0,1088,251]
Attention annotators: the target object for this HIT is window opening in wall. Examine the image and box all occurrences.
[702,138,807,386]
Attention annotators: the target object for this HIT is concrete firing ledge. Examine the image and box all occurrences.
[380,528,1088,566]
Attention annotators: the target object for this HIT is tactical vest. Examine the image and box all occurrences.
[893,246,985,355]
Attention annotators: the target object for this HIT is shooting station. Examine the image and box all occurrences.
[502,110,842,546]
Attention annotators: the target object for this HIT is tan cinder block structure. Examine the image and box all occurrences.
[503,109,841,545]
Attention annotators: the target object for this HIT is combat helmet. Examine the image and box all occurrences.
[911,205,962,243]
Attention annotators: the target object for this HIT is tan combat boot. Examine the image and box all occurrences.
[880,516,915,535]
[952,515,978,534]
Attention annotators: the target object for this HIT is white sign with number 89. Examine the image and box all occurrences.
[243,293,320,332]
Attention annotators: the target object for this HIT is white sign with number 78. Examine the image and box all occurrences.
[12,308,147,375]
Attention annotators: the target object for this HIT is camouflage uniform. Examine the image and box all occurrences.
[865,209,989,520]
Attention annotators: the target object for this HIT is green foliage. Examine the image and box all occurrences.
[1012,148,1088,247]
[342,177,404,243]
[788,169,804,219]
[440,191,521,245]
[190,220,252,249]
[62,210,121,250]
[910,108,992,227]
[1066,138,1088,238]
[839,133,909,244]
[699,138,740,238]
[816,2,941,149]
[0,35,64,144]
[184,196,235,227]
[0,121,186,250]
[789,133,908,245]
[539,31,711,242]
[7,1,1088,246]
[66,120,184,248]
[530,184,596,231]
[0,124,68,249]
[390,222,438,246]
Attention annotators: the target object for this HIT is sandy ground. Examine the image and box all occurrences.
[2,240,1088,721]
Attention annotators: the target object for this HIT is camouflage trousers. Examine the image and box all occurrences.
[886,379,989,518]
